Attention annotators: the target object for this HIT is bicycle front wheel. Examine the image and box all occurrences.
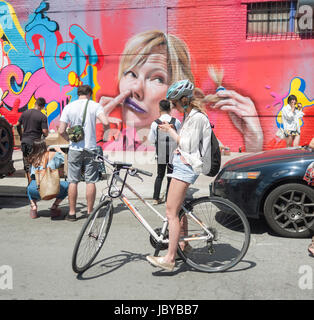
[178,196,250,272]
[72,200,113,273]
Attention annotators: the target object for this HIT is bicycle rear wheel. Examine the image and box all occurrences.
[178,196,250,272]
[72,200,113,273]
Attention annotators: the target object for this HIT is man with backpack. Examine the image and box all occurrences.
[148,100,181,205]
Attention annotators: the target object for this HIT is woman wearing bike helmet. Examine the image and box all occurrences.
[146,79,212,271]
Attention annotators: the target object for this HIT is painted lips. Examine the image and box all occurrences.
[124,97,147,114]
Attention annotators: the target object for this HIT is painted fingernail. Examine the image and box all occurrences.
[216,86,225,92]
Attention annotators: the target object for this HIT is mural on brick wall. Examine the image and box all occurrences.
[0,0,313,152]
[0,1,102,130]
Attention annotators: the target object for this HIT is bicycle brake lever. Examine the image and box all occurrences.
[128,168,143,181]
[134,173,143,182]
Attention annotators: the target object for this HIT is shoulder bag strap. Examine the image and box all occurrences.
[82,99,89,126]
[154,119,162,154]
[43,151,49,169]
[169,117,177,131]
[37,152,49,188]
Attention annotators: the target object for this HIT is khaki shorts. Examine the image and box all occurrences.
[67,149,99,184]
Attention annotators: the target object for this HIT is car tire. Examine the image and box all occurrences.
[264,183,314,238]
[0,117,14,167]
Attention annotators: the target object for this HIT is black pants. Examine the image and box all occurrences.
[153,163,173,201]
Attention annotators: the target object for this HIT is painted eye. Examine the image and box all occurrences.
[123,70,137,78]
[153,77,165,84]
[150,74,166,84]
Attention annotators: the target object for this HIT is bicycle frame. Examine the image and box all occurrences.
[85,150,215,254]
[106,170,214,249]
[111,172,170,246]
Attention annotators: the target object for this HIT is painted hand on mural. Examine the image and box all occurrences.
[212,89,263,152]
[99,90,131,124]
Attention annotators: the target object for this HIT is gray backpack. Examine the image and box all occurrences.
[154,117,177,164]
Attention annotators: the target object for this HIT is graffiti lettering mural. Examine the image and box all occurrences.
[0,0,102,129]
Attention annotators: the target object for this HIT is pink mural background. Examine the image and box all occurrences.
[0,0,313,152]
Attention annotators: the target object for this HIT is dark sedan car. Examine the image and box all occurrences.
[212,147,314,238]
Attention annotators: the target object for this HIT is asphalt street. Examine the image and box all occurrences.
[0,150,313,301]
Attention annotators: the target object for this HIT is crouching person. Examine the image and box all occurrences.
[27,139,69,219]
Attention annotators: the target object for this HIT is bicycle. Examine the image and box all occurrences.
[72,149,251,274]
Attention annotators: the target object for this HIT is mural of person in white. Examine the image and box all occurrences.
[282,95,304,147]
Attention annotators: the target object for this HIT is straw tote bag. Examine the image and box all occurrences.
[35,152,60,200]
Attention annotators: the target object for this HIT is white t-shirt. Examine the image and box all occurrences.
[60,98,104,150]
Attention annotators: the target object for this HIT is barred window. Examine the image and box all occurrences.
[247,1,314,40]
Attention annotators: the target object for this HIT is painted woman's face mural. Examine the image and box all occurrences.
[119,52,168,129]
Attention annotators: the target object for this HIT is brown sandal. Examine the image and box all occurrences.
[50,204,62,219]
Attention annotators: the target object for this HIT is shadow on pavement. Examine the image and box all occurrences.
[248,216,275,236]
[76,250,149,280]
[151,258,256,277]
[75,248,256,280]
[0,185,28,198]
[0,196,29,209]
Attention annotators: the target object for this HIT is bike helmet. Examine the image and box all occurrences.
[166,79,194,101]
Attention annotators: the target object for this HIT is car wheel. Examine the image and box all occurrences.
[0,117,14,167]
[264,183,314,238]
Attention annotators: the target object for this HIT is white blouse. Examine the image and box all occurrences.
[177,108,212,174]
[282,104,304,132]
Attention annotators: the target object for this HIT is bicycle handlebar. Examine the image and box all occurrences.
[83,148,153,177]
[135,168,153,177]
[129,167,153,177]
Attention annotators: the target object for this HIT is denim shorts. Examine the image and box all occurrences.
[167,153,199,184]
[27,180,68,201]
[67,149,99,184]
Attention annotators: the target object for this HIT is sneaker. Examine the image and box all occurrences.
[146,256,175,271]
[65,214,77,222]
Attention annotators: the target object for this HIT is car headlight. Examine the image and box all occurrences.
[220,171,261,180]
